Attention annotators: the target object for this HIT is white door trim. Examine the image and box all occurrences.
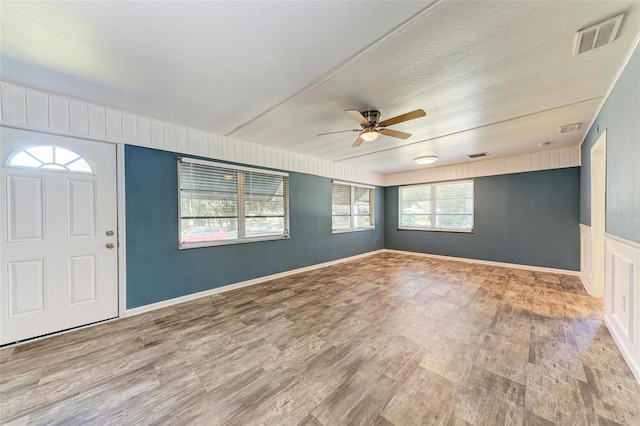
[116,143,127,317]
[590,130,606,298]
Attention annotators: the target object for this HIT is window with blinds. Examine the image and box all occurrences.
[332,181,374,232]
[399,180,473,232]
[179,157,289,248]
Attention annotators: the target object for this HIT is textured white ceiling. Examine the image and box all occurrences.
[1,1,638,174]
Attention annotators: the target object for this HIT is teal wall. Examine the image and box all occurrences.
[580,43,639,244]
[125,145,384,308]
[384,168,580,271]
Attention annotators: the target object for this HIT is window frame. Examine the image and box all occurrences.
[398,179,474,233]
[6,144,94,174]
[178,157,289,249]
[331,180,375,234]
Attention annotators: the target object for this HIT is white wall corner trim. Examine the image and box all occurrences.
[604,233,640,383]
[580,224,593,295]
[0,81,384,186]
[126,249,386,316]
[382,249,582,277]
[383,146,581,187]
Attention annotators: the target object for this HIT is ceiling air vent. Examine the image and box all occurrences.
[574,13,624,56]
[559,123,581,133]
[468,152,489,159]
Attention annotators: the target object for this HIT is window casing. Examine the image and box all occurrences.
[332,181,374,232]
[179,157,289,248]
[399,180,473,232]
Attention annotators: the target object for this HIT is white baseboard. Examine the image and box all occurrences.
[129,248,583,317]
[604,316,640,384]
[125,249,385,316]
[382,249,581,276]
[127,248,582,317]
[580,274,592,295]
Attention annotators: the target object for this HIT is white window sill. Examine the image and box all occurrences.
[179,235,290,250]
[397,226,474,234]
[332,227,375,234]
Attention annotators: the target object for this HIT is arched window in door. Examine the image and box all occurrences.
[6,145,93,173]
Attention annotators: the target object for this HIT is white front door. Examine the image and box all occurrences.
[0,127,118,345]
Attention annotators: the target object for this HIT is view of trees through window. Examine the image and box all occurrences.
[399,180,473,231]
[332,182,374,231]
[179,160,288,246]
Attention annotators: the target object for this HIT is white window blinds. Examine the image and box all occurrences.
[179,158,288,247]
[399,180,473,232]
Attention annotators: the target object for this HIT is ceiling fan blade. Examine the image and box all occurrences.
[379,109,426,127]
[380,128,411,140]
[317,129,359,136]
[345,109,370,126]
[352,137,365,148]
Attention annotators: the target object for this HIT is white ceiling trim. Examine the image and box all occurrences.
[0,81,384,186]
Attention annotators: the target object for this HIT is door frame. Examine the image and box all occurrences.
[590,129,606,298]
[116,143,127,317]
[0,124,128,327]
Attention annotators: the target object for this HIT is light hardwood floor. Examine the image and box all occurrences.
[1,252,639,425]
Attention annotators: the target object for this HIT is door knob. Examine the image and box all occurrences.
[106,230,114,236]
[106,242,115,249]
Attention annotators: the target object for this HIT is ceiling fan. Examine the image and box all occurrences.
[318,108,426,148]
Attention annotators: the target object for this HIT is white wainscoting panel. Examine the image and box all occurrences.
[580,224,592,294]
[0,81,384,186]
[605,233,640,383]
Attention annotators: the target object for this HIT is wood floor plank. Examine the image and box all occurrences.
[382,365,457,425]
[1,252,639,425]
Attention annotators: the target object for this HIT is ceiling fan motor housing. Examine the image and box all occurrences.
[362,110,381,125]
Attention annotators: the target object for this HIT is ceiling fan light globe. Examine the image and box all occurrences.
[361,130,379,142]
[414,156,438,165]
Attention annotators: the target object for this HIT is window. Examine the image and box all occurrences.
[332,181,374,232]
[179,157,289,248]
[7,145,92,173]
[399,180,473,232]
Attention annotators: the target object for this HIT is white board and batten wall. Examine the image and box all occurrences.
[0,81,582,190]
[580,224,640,382]
[604,234,640,382]
[0,81,384,187]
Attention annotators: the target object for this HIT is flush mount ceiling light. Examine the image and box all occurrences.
[414,156,438,165]
[360,129,380,142]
